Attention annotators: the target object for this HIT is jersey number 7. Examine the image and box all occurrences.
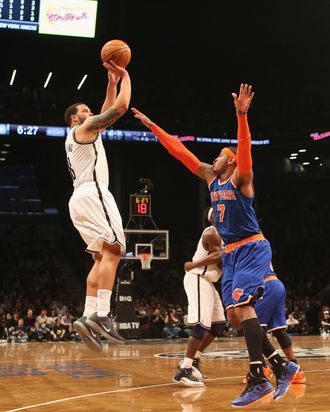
[217,204,225,222]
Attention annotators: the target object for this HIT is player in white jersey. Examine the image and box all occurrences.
[173,208,226,387]
[64,60,131,351]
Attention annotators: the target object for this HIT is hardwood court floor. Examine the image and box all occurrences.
[0,335,329,411]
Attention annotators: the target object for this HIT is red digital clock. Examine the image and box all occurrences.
[130,194,151,217]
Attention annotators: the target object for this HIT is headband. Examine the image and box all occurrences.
[207,207,213,223]
[223,147,236,160]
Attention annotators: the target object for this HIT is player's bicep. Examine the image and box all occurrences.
[232,168,254,198]
[194,162,215,183]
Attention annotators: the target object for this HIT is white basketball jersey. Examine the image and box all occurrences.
[190,226,222,282]
[65,126,109,190]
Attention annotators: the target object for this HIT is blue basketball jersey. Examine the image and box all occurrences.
[209,177,261,244]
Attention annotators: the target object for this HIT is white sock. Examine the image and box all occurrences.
[97,289,112,317]
[83,296,97,318]
[181,357,193,368]
[195,351,203,359]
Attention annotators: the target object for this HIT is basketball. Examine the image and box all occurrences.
[100,39,131,68]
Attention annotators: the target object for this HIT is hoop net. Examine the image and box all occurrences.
[138,253,153,270]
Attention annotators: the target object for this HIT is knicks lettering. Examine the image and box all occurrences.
[210,190,237,202]
[232,288,244,301]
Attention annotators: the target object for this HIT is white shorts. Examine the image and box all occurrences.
[69,182,126,255]
[184,272,226,329]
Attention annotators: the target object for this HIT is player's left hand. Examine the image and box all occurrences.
[184,261,194,272]
[231,83,255,114]
[103,61,127,84]
[131,107,155,128]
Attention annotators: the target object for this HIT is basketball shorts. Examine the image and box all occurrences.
[255,277,287,332]
[221,239,272,310]
[184,272,226,329]
[69,182,126,255]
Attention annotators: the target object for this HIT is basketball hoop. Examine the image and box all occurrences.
[138,253,153,270]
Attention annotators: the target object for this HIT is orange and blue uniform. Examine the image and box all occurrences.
[254,272,287,332]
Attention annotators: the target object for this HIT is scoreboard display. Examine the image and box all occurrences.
[0,0,98,37]
[130,195,151,217]
[0,0,39,31]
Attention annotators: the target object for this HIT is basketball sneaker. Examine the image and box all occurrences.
[232,373,275,407]
[292,367,306,384]
[173,367,205,387]
[242,366,273,383]
[73,316,103,352]
[192,358,207,380]
[273,361,300,400]
[85,312,125,344]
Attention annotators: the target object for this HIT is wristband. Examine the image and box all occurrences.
[236,110,247,115]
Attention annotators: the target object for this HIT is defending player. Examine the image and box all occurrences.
[132,84,299,407]
[64,60,131,351]
[246,268,306,384]
[173,207,226,387]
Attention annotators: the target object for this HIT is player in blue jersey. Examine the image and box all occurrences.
[132,84,299,407]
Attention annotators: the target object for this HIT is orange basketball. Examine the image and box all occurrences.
[100,39,131,68]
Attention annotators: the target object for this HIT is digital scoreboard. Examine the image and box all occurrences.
[0,0,98,37]
[130,195,151,217]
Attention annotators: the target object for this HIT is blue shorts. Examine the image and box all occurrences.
[255,277,287,332]
[221,239,272,309]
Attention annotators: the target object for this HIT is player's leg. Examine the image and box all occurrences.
[272,328,306,383]
[231,242,275,407]
[173,273,210,387]
[86,242,124,343]
[73,256,103,352]
[193,287,226,379]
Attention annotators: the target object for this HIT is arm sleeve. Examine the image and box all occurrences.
[236,114,252,175]
[151,124,201,173]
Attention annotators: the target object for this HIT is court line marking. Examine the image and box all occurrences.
[5,368,330,412]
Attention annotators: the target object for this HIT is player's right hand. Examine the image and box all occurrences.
[103,61,128,79]
[131,107,155,128]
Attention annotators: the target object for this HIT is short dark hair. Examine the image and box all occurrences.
[64,102,85,127]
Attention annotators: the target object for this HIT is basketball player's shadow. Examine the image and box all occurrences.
[172,387,207,411]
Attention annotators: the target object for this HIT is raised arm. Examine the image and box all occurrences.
[231,84,255,197]
[131,107,215,183]
[100,62,120,114]
[76,61,131,142]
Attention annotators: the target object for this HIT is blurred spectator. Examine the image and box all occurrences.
[9,318,28,343]
[286,314,300,335]
[50,318,66,341]
[163,309,181,339]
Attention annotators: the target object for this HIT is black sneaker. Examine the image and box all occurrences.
[173,367,204,387]
[73,316,103,352]
[192,358,207,380]
[85,312,125,344]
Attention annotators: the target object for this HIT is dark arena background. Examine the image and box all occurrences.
[0,1,330,411]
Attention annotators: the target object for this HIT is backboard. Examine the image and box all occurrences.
[123,229,169,260]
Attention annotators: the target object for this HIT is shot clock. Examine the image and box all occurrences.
[130,194,151,217]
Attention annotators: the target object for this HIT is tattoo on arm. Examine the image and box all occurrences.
[85,108,121,131]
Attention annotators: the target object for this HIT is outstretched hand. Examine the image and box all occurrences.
[131,107,155,128]
[103,61,127,85]
[232,83,255,114]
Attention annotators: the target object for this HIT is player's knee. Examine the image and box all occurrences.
[210,322,226,337]
[273,328,292,349]
[227,309,241,330]
[191,325,208,341]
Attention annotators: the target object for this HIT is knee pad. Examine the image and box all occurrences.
[210,322,226,337]
[272,328,292,349]
[191,324,208,341]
